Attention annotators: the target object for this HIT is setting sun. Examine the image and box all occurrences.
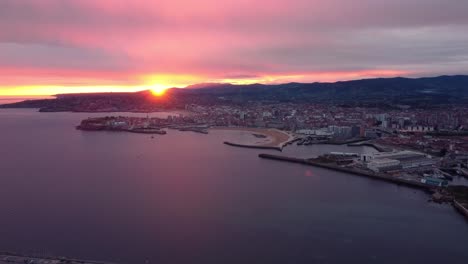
[150,86,167,96]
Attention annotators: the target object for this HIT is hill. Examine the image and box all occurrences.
[1,75,468,111]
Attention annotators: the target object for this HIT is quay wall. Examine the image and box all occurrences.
[453,200,468,220]
[258,153,430,190]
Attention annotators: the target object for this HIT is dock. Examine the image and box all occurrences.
[258,153,431,190]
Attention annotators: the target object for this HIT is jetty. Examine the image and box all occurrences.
[258,153,431,190]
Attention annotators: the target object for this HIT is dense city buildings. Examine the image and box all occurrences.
[76,101,468,193]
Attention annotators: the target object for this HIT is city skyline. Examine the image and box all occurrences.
[1,0,468,95]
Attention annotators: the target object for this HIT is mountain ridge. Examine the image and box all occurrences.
[1,75,468,111]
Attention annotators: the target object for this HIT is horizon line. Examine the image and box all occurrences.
[0,74,466,97]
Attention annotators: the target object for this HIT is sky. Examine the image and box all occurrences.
[1,0,468,95]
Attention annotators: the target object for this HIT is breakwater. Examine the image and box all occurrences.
[224,141,282,151]
[258,153,431,190]
[453,200,468,220]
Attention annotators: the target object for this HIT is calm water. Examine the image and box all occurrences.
[0,109,467,264]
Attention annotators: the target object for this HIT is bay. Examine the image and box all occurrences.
[0,109,467,264]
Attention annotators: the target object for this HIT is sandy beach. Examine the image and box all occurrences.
[211,126,293,147]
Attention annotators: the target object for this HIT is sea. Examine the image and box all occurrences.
[0,108,467,264]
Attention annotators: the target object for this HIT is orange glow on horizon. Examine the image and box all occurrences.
[150,86,167,97]
[0,70,412,96]
[141,74,205,88]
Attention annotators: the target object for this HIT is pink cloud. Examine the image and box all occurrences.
[0,0,467,92]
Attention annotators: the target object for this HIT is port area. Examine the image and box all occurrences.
[258,153,468,221]
[76,116,295,148]
[258,153,431,189]
[0,253,116,264]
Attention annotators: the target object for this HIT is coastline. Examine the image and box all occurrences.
[0,96,53,105]
[453,200,468,220]
[211,126,294,148]
[258,153,432,190]
[259,153,468,222]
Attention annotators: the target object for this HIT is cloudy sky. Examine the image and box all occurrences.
[1,0,468,95]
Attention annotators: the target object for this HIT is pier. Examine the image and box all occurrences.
[258,153,431,190]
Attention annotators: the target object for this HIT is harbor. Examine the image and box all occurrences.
[258,153,432,190]
[259,153,468,221]
[1,109,468,263]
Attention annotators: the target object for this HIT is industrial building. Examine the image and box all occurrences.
[367,158,401,172]
[362,150,437,172]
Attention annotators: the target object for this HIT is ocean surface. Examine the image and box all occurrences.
[0,108,467,264]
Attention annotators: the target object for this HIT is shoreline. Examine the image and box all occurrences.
[453,200,468,220]
[0,107,193,116]
[211,126,294,148]
[258,153,468,222]
[258,153,431,190]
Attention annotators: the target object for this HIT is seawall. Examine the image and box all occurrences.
[258,153,431,190]
[453,200,468,221]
